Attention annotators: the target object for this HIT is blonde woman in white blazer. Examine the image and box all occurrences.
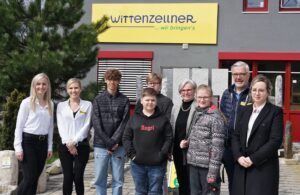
[57,78,92,195]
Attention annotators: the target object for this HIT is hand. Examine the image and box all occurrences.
[107,150,113,155]
[47,151,53,159]
[111,144,119,151]
[238,156,252,168]
[15,151,24,161]
[66,141,76,149]
[69,147,78,155]
[168,154,173,161]
[245,157,253,167]
[180,139,189,149]
[66,142,73,150]
[67,142,78,155]
[207,177,216,183]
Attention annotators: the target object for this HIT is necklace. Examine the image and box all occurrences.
[181,105,191,112]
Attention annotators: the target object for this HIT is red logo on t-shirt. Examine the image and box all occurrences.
[140,125,155,131]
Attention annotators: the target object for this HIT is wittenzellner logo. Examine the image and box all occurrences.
[109,14,197,31]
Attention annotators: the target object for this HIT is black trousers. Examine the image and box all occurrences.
[59,140,90,195]
[173,148,190,195]
[17,133,48,195]
[222,146,235,194]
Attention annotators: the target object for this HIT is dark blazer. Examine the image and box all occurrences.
[231,102,283,195]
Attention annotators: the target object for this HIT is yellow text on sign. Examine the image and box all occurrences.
[92,3,218,44]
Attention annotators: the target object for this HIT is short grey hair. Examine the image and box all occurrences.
[178,79,197,93]
[231,61,250,73]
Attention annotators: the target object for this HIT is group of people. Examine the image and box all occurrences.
[13,61,283,195]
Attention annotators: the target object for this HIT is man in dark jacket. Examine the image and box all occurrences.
[92,69,130,195]
[220,61,250,194]
[123,87,173,195]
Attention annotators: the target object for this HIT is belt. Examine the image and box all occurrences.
[63,138,89,146]
[23,132,48,141]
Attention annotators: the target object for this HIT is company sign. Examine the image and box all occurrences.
[92,3,218,44]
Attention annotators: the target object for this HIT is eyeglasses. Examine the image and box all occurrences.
[148,82,160,85]
[232,73,247,78]
[197,96,211,100]
[180,89,193,93]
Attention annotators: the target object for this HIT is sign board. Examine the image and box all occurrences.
[1,157,11,169]
[92,3,218,44]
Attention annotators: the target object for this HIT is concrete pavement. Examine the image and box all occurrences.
[39,157,300,195]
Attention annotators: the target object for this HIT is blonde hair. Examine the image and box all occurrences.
[146,73,162,84]
[66,78,81,90]
[250,74,273,95]
[30,73,52,115]
[197,84,213,97]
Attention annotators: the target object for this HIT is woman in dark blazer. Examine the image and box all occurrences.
[231,74,283,195]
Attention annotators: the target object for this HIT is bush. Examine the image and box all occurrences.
[80,81,104,102]
[0,89,26,150]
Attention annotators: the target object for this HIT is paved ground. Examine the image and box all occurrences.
[38,158,300,195]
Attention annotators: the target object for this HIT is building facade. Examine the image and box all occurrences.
[81,0,300,141]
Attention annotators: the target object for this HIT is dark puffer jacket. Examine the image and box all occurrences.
[220,84,250,141]
[92,90,130,150]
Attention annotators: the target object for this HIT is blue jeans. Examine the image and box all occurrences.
[94,146,125,195]
[130,161,167,195]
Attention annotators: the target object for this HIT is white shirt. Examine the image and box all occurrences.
[56,99,92,144]
[14,97,54,152]
[246,102,266,146]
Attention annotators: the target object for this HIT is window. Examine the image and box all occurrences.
[280,0,300,12]
[291,61,300,110]
[97,51,153,104]
[243,0,268,12]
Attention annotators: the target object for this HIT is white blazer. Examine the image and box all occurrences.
[56,99,92,144]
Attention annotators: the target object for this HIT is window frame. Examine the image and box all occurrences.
[279,0,300,12]
[97,51,153,104]
[243,0,269,12]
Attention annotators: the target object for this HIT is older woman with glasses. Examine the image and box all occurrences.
[170,79,197,195]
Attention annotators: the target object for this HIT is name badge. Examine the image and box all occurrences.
[240,102,246,106]
[240,102,252,106]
